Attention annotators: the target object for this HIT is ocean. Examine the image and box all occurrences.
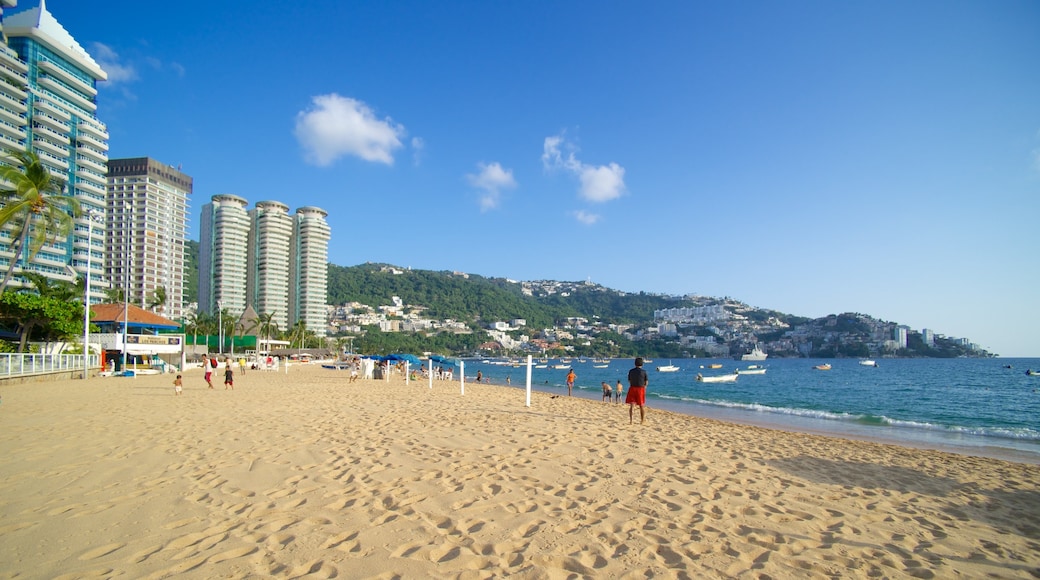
[455,357,1040,463]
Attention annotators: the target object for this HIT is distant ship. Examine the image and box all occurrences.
[739,345,768,361]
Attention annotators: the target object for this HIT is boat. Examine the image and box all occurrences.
[656,364,680,372]
[696,372,738,383]
[813,364,832,371]
[321,363,352,370]
[535,364,547,369]
[593,364,609,368]
[859,360,878,367]
[552,364,570,369]
[708,363,723,369]
[739,345,768,361]
[1027,369,1040,376]
[736,367,766,375]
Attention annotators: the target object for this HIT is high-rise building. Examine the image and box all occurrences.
[200,196,329,338]
[0,1,109,299]
[198,194,249,317]
[289,206,330,338]
[247,201,293,331]
[105,158,192,320]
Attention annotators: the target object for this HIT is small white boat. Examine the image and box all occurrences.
[696,372,738,383]
[552,364,570,369]
[657,364,680,372]
[535,364,548,369]
[593,364,609,368]
[859,360,878,367]
[813,364,832,371]
[736,367,766,375]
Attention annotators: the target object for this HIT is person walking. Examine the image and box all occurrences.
[224,361,234,390]
[203,356,214,389]
[566,368,576,396]
[626,357,649,424]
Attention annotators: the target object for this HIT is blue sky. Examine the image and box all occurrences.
[46,0,1039,356]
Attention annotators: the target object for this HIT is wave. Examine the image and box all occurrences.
[655,395,1040,443]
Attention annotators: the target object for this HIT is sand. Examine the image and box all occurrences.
[1,365,1039,579]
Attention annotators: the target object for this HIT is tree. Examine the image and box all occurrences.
[147,285,167,315]
[0,291,82,352]
[255,311,277,352]
[0,150,82,293]
[104,286,126,303]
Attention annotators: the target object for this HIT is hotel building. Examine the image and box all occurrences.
[105,158,192,320]
[0,1,109,299]
[198,194,250,319]
[289,206,330,337]
[200,196,329,338]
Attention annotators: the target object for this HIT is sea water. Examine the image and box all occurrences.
[459,357,1040,463]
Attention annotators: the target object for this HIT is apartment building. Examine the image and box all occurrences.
[105,158,192,320]
[0,1,108,298]
[200,196,329,338]
[198,194,250,317]
[289,206,330,338]
[247,201,293,331]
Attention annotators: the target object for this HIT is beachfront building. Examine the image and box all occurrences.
[200,197,330,339]
[246,201,293,332]
[289,206,330,338]
[105,158,192,320]
[198,194,250,317]
[0,1,109,299]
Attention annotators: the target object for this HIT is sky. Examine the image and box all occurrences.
[38,0,1040,356]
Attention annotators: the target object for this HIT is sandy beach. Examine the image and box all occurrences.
[1,365,1038,579]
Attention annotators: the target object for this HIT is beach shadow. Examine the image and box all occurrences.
[767,455,1040,541]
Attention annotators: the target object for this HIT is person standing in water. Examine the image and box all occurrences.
[566,368,576,396]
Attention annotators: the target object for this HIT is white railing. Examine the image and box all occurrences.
[0,353,99,379]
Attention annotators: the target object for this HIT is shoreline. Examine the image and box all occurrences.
[2,365,1039,577]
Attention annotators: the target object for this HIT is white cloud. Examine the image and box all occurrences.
[578,162,626,202]
[467,161,517,211]
[411,137,425,166]
[542,132,627,204]
[294,94,405,166]
[574,210,601,225]
[90,42,137,84]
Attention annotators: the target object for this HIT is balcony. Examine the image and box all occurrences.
[77,131,107,151]
[33,135,68,157]
[0,88,26,112]
[0,121,26,141]
[77,119,108,140]
[76,155,107,173]
[33,98,70,120]
[0,49,27,74]
[32,110,66,132]
[0,79,27,101]
[37,77,96,113]
[75,167,105,183]
[76,143,107,163]
[0,105,25,127]
[76,179,106,196]
[0,132,23,150]
[38,151,69,171]
[38,61,97,96]
[33,122,68,141]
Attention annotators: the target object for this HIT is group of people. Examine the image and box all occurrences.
[200,355,236,391]
[568,358,649,424]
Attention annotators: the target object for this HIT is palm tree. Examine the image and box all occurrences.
[147,285,167,315]
[255,311,277,354]
[103,286,126,303]
[0,150,82,293]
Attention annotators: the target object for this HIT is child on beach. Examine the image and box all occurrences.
[224,362,234,390]
[173,374,183,395]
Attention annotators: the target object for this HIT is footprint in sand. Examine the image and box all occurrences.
[78,542,125,560]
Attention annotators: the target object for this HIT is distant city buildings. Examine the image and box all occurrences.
[0,1,109,297]
[200,196,329,337]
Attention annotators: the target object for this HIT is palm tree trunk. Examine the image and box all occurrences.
[0,225,32,294]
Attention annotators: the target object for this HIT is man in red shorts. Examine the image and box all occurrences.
[626,357,649,424]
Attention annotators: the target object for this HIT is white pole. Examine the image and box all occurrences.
[460,360,465,396]
[428,357,433,390]
[525,355,532,407]
[82,212,92,380]
[405,361,410,385]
